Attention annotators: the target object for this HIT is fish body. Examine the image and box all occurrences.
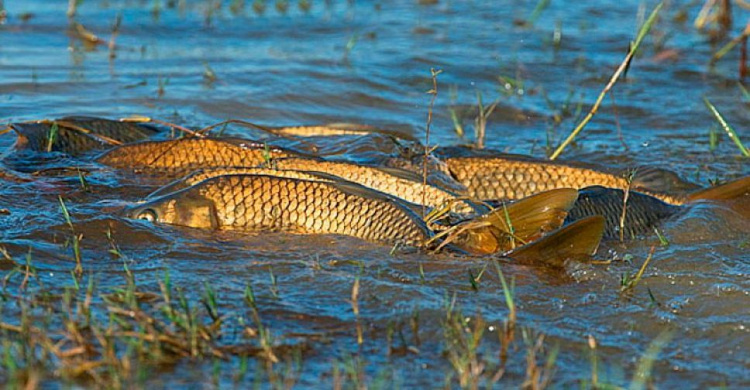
[267,158,475,213]
[96,137,299,177]
[126,174,432,245]
[390,145,692,205]
[270,123,418,142]
[565,186,682,240]
[446,154,625,200]
[146,167,332,199]
[12,117,159,155]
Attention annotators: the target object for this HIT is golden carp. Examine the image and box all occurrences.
[268,123,418,142]
[96,137,300,177]
[389,145,702,205]
[146,167,333,199]
[136,169,581,254]
[441,154,692,205]
[266,157,476,213]
[126,174,432,245]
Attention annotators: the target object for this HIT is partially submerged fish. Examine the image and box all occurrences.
[266,157,477,213]
[440,153,692,205]
[390,145,701,205]
[11,116,159,156]
[126,174,433,245]
[566,186,681,240]
[127,173,603,264]
[146,167,333,199]
[268,123,418,142]
[133,169,583,256]
[96,137,300,178]
[565,176,750,239]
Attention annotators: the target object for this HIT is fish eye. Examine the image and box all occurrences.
[136,209,157,222]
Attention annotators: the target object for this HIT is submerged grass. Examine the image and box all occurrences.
[0,240,673,388]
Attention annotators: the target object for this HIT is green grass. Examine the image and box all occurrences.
[703,97,750,157]
[550,2,664,160]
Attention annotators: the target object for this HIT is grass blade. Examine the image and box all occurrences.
[550,2,663,160]
[703,97,749,157]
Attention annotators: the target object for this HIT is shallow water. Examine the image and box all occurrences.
[1,0,749,388]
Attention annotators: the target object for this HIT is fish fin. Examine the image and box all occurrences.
[687,176,750,202]
[631,166,702,193]
[484,188,579,242]
[504,215,605,267]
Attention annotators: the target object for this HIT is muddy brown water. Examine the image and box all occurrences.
[1,1,749,388]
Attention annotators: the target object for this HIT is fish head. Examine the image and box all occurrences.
[125,189,218,230]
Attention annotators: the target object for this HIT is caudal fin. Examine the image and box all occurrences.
[504,215,605,267]
[450,188,578,255]
[687,176,750,202]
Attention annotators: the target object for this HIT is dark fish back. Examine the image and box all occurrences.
[12,117,159,156]
[565,186,682,240]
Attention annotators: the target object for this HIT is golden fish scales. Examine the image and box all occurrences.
[270,158,471,212]
[130,174,431,245]
[146,166,333,199]
[445,156,688,205]
[96,137,297,177]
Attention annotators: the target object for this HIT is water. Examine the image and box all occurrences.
[1,0,748,387]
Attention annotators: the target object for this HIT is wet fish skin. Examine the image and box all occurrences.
[12,117,159,156]
[267,157,476,213]
[565,186,682,240]
[146,166,332,199]
[96,137,298,178]
[127,174,432,245]
[270,123,418,142]
[442,154,688,205]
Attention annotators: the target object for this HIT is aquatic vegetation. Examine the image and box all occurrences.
[0,0,748,388]
[550,2,664,160]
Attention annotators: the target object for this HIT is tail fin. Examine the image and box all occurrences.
[451,188,578,255]
[504,215,605,267]
[486,188,579,238]
[687,176,750,202]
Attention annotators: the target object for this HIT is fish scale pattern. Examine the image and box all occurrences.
[12,119,157,156]
[447,157,632,201]
[272,158,469,212]
[446,156,689,205]
[565,188,681,239]
[194,174,430,245]
[97,138,295,176]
